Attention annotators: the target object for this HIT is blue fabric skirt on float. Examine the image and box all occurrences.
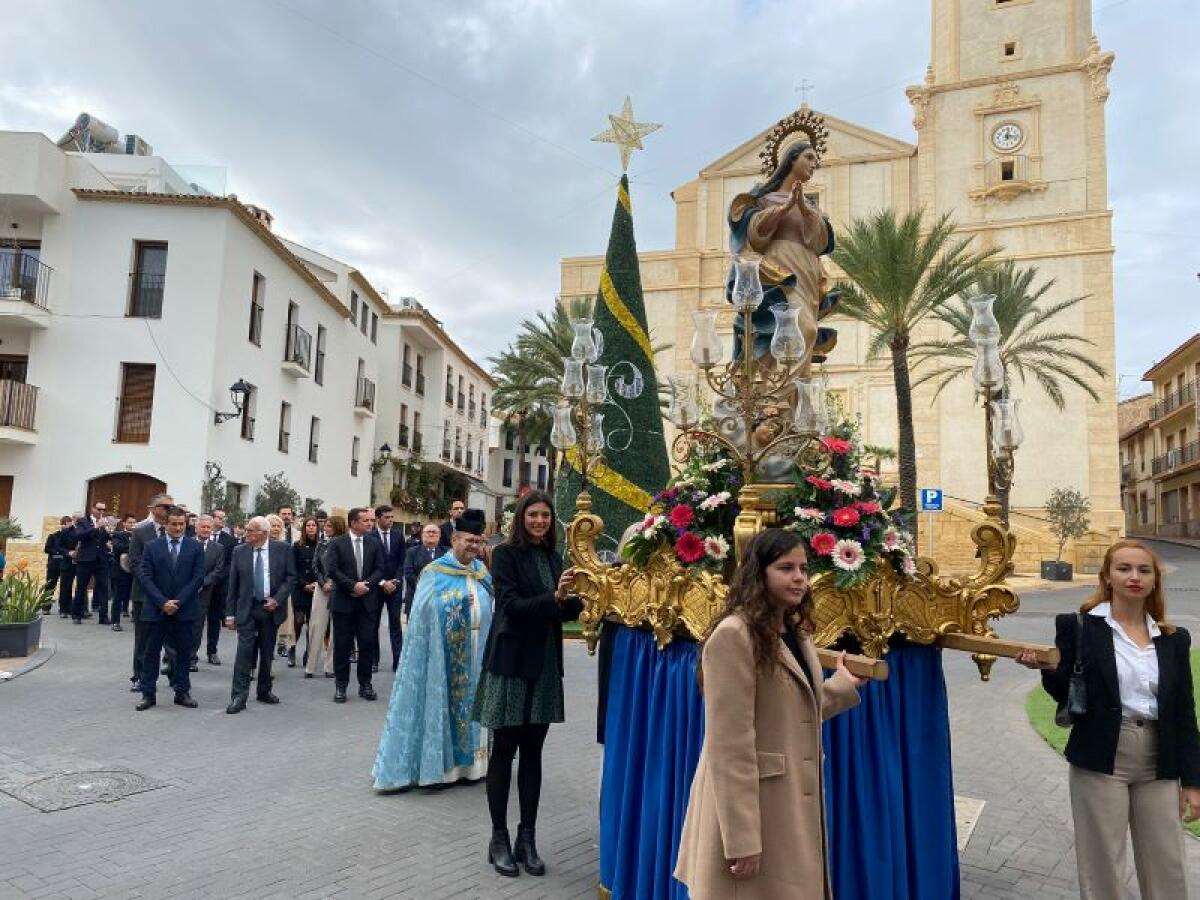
[596,623,960,900]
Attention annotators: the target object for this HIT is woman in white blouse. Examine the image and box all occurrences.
[1018,540,1200,900]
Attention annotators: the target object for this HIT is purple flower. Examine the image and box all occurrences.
[861,526,872,543]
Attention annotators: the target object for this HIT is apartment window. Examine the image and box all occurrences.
[519,460,531,487]
[315,324,327,385]
[248,272,265,345]
[350,290,359,323]
[537,464,547,491]
[457,375,465,411]
[128,242,167,318]
[413,411,422,453]
[278,401,291,453]
[351,436,361,477]
[1000,159,1015,181]
[502,458,514,488]
[504,428,515,451]
[416,355,426,396]
[308,416,320,463]
[442,423,451,460]
[1003,41,1017,57]
[399,403,409,447]
[370,312,378,344]
[360,306,369,336]
[402,344,412,387]
[115,363,155,443]
[445,365,454,407]
[480,392,488,426]
[477,439,484,473]
[454,426,463,464]
[240,384,257,441]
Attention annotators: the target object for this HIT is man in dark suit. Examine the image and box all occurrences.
[373,504,407,672]
[183,515,226,671]
[207,509,237,665]
[326,507,384,703]
[128,493,174,691]
[223,516,297,714]
[439,499,465,548]
[70,501,111,624]
[135,506,204,710]
[44,516,75,617]
[403,522,447,618]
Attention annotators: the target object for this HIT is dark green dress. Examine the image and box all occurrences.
[471,549,565,727]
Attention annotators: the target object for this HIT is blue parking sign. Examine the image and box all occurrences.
[920,488,943,511]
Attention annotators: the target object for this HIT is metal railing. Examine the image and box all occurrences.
[284,324,312,372]
[412,432,423,454]
[0,379,37,430]
[0,250,52,309]
[1152,440,1200,477]
[1150,380,1196,422]
[398,423,410,448]
[128,271,165,317]
[356,377,376,411]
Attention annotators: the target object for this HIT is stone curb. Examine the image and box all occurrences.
[0,639,57,682]
[1144,537,1200,553]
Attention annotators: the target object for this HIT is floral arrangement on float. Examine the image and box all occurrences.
[771,418,916,589]
[620,447,742,572]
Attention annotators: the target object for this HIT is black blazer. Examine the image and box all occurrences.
[197,538,227,604]
[72,518,110,565]
[326,532,385,614]
[1043,612,1200,786]
[224,540,297,626]
[403,543,446,602]
[129,520,163,604]
[479,542,583,683]
[373,528,406,582]
[137,536,205,622]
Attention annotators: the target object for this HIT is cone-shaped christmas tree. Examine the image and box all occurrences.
[555,175,669,550]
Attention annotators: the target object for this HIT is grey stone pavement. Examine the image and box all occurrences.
[0,539,1197,899]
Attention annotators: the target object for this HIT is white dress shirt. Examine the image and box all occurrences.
[1089,601,1160,721]
[255,545,272,601]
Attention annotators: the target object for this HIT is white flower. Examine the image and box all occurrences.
[830,479,861,496]
[701,458,729,472]
[640,514,666,533]
[793,506,825,521]
[704,535,730,561]
[699,491,732,511]
[832,539,865,572]
[902,555,917,576]
[881,528,901,552]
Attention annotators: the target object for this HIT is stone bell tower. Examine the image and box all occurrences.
[905,0,1122,537]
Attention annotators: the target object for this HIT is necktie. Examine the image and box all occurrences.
[382,531,390,554]
[158,526,166,539]
[354,537,363,579]
[253,548,264,603]
[169,539,179,570]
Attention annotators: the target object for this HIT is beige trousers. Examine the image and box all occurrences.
[277,598,296,650]
[303,583,334,676]
[1069,719,1188,900]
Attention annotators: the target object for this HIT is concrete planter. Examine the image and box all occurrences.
[0,615,42,658]
[1039,560,1074,582]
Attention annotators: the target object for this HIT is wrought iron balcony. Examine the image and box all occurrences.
[282,324,312,377]
[0,251,52,326]
[0,379,38,443]
[1152,440,1200,477]
[416,372,425,396]
[398,423,410,448]
[355,377,376,416]
[1149,380,1196,422]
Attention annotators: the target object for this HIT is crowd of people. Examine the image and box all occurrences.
[42,491,1200,896]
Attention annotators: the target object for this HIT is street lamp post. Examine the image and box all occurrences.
[213,379,252,425]
[968,294,1024,524]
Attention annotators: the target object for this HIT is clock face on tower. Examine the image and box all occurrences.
[991,122,1024,152]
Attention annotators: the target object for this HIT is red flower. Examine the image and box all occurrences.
[809,531,837,556]
[855,500,881,515]
[669,505,696,528]
[821,436,852,454]
[831,506,861,527]
[806,475,833,491]
[675,531,706,564]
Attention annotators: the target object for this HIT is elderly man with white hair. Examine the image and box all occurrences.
[223,515,296,714]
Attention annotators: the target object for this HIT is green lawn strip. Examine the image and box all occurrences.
[1025,649,1200,838]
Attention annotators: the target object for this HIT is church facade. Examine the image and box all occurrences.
[561,0,1122,550]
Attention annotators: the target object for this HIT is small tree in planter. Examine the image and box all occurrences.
[0,516,29,544]
[1043,488,1091,580]
[253,472,301,517]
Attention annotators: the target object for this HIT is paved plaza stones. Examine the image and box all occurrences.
[1,541,1198,899]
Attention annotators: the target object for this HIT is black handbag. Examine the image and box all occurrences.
[1055,612,1088,727]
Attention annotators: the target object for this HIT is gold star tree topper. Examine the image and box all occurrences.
[592,96,661,172]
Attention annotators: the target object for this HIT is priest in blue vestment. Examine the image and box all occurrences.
[373,509,494,790]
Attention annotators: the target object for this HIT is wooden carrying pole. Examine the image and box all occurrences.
[815,648,890,681]
[936,633,1060,666]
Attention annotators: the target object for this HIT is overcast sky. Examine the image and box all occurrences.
[3,0,1195,397]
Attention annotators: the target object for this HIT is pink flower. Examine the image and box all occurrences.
[831,479,861,496]
[793,506,825,522]
[675,531,706,564]
[809,531,837,556]
[833,539,865,572]
[704,535,730,561]
[855,500,882,515]
[806,475,833,491]
[669,505,695,529]
[821,436,852,454]
[831,506,861,527]
[881,528,901,551]
[902,555,917,576]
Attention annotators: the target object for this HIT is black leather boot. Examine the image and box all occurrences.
[514,825,545,876]
[487,828,519,877]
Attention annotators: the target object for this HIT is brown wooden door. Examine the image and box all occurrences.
[86,473,167,520]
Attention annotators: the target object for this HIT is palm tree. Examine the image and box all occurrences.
[909,259,1106,408]
[834,209,999,532]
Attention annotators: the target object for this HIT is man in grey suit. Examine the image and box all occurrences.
[223,516,296,714]
[127,492,174,692]
[189,515,226,669]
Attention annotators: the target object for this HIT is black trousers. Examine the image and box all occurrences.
[383,590,404,671]
[130,600,167,682]
[205,582,227,656]
[111,572,133,622]
[139,615,193,697]
[71,561,105,619]
[332,606,377,688]
[231,607,279,701]
[56,566,75,615]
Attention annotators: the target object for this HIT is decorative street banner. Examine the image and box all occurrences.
[555,175,669,550]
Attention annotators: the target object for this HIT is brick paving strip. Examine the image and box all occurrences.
[2,542,1199,900]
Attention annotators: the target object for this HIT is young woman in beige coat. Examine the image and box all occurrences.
[675,528,865,900]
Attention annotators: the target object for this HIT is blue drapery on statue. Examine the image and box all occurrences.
[598,625,959,900]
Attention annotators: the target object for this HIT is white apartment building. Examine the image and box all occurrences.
[0,118,528,538]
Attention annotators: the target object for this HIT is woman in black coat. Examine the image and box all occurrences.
[287,517,321,668]
[1018,539,1200,900]
[472,490,584,878]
